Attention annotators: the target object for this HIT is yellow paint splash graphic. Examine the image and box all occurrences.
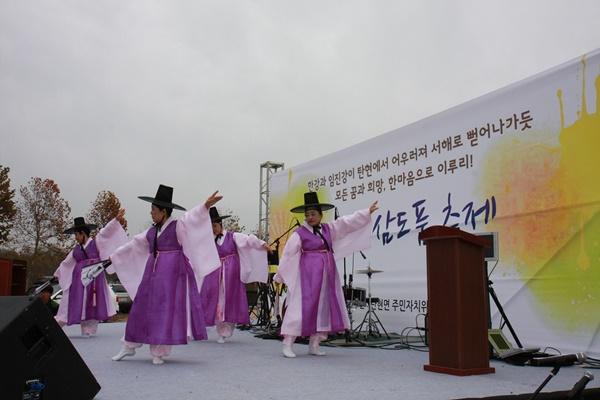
[482,57,600,330]
[269,172,332,249]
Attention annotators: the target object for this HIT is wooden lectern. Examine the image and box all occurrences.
[418,225,495,376]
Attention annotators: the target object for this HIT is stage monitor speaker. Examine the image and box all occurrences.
[0,296,101,400]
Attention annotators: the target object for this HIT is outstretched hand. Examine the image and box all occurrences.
[262,243,272,253]
[205,191,223,209]
[369,201,379,214]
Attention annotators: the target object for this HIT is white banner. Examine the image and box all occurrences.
[269,49,600,356]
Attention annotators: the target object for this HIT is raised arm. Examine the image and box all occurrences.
[176,191,222,279]
[330,201,378,259]
[96,212,129,259]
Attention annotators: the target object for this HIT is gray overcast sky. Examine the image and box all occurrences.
[1,1,600,233]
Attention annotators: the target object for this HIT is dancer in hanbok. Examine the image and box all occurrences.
[54,212,128,336]
[111,185,221,365]
[274,192,378,358]
[200,207,269,343]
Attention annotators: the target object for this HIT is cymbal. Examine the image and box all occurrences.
[356,267,383,274]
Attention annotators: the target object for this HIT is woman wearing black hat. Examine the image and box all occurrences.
[54,211,128,336]
[200,207,270,343]
[110,185,222,365]
[274,192,378,358]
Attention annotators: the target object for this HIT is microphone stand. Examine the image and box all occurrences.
[344,251,368,345]
[488,276,522,348]
[344,253,353,344]
[254,219,299,335]
[268,219,300,247]
[528,366,561,400]
[334,207,366,345]
[334,207,348,288]
[334,207,353,343]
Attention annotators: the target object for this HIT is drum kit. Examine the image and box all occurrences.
[344,265,390,340]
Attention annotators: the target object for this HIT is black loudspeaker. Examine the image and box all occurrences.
[0,296,101,400]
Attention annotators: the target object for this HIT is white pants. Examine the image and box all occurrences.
[122,341,171,357]
[216,321,235,338]
[283,332,327,346]
[56,319,99,335]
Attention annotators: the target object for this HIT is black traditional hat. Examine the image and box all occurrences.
[63,217,98,235]
[290,192,334,213]
[209,207,230,223]
[138,184,186,211]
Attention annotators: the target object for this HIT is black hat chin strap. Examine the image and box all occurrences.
[80,244,89,259]
[313,225,330,251]
[152,227,158,258]
[152,219,164,259]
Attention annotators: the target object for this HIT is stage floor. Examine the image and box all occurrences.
[64,322,597,400]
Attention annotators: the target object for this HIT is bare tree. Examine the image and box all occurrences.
[13,177,72,270]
